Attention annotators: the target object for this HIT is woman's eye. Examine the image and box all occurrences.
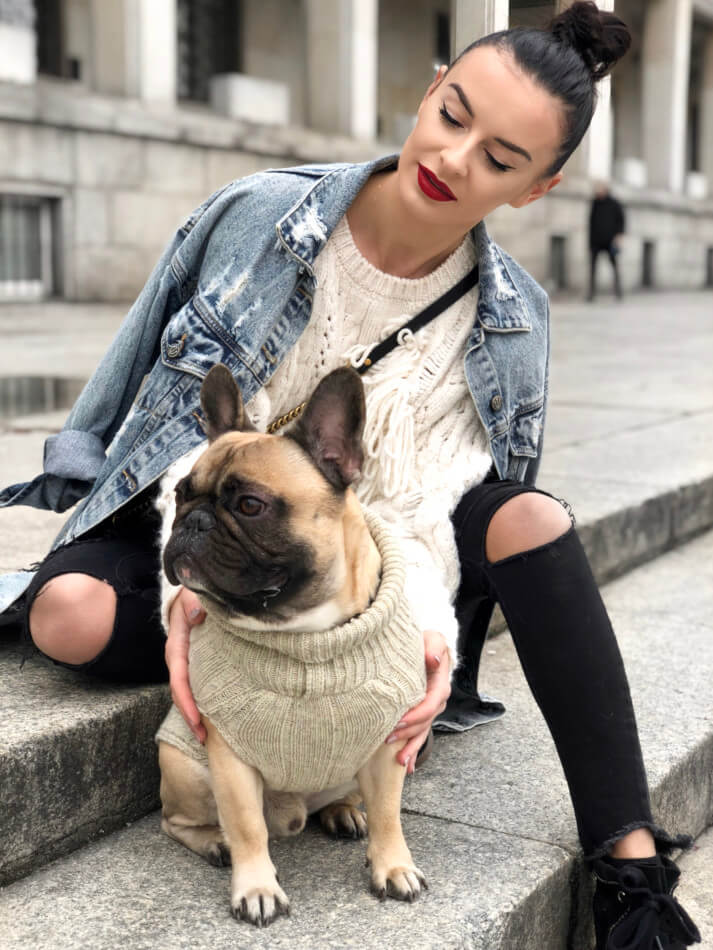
[439,104,462,128]
[485,151,511,173]
[236,496,265,517]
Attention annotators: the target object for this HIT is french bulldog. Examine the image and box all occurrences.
[156,364,427,926]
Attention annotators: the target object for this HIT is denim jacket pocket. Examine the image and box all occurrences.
[507,400,545,459]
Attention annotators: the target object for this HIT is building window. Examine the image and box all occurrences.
[706,247,713,289]
[509,1,556,29]
[0,196,55,301]
[435,12,451,66]
[177,0,243,103]
[549,235,567,291]
[36,0,65,78]
[642,241,655,289]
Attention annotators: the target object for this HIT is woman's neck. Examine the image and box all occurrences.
[346,170,471,279]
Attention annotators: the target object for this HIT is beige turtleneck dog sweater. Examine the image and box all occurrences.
[156,511,427,793]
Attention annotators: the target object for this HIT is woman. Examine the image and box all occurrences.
[0,3,701,946]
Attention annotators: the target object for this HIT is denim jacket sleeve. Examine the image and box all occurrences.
[0,187,229,513]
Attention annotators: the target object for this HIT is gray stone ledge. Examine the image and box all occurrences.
[0,78,389,165]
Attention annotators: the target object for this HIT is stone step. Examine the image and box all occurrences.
[2,469,712,889]
[1,529,711,949]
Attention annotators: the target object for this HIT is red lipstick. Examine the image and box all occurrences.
[417,164,456,202]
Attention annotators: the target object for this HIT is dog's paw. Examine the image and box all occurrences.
[319,796,368,839]
[368,858,427,903]
[206,840,232,867]
[230,871,290,927]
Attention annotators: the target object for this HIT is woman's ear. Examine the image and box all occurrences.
[509,172,563,209]
[418,64,448,112]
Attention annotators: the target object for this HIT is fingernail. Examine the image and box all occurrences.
[385,734,397,744]
[189,607,202,620]
[431,653,442,665]
[403,756,411,769]
[396,720,407,728]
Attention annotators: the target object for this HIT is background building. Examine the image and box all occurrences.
[1,0,712,300]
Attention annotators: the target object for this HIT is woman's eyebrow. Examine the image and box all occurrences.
[447,82,533,163]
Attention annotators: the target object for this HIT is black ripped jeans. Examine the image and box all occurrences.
[19,476,685,858]
[448,477,686,860]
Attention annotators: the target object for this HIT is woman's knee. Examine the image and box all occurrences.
[485,492,572,565]
[28,573,117,665]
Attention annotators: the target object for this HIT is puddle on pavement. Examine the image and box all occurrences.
[0,376,85,419]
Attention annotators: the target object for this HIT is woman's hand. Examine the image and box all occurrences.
[385,629,451,775]
[165,588,206,744]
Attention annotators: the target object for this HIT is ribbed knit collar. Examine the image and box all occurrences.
[199,509,405,664]
[331,215,477,303]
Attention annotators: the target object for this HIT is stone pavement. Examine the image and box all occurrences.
[0,290,712,948]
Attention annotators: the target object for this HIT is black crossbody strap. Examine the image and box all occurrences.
[266,262,479,433]
[355,263,480,374]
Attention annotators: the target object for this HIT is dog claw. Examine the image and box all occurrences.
[230,887,290,927]
[207,842,232,867]
[370,883,387,902]
[369,865,427,903]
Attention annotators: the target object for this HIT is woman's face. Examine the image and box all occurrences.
[397,44,564,231]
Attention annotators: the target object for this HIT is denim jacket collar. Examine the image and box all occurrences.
[276,154,532,333]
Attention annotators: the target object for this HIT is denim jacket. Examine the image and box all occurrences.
[0,154,549,612]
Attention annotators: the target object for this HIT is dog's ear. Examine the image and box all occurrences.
[289,368,365,490]
[200,364,249,441]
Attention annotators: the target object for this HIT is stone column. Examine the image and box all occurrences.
[305,0,378,139]
[700,27,713,190]
[90,0,177,103]
[0,0,36,83]
[641,0,693,193]
[131,0,177,103]
[450,0,509,57]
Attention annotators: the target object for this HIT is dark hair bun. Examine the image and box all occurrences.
[550,1,631,81]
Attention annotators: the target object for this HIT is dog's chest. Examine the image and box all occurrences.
[186,605,426,793]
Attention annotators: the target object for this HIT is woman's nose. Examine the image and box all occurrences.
[440,141,470,178]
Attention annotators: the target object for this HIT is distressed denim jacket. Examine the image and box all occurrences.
[0,155,549,612]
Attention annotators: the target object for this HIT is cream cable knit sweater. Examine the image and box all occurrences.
[158,216,493,665]
[247,216,493,663]
[156,511,427,793]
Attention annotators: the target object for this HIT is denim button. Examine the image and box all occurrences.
[166,333,187,358]
[490,394,503,412]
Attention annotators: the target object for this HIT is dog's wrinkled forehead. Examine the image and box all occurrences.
[189,430,337,505]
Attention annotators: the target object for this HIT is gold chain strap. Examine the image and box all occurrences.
[266,400,307,434]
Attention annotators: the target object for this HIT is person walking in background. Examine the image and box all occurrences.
[588,181,625,300]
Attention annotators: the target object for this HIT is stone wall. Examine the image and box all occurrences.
[0,78,382,301]
[488,180,713,294]
[2,77,712,301]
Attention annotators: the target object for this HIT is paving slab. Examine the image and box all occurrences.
[0,811,574,950]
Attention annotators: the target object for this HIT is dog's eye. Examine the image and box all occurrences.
[175,476,195,503]
[236,495,265,517]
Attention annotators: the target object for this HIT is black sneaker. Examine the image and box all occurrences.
[433,680,505,733]
[592,854,700,949]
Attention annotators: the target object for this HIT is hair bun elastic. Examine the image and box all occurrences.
[550,1,631,81]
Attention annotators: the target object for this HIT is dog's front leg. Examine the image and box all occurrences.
[204,720,290,926]
[357,740,427,902]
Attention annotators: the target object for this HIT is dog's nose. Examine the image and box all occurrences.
[183,507,215,533]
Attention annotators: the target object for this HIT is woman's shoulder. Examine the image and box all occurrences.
[497,244,549,313]
[474,223,549,325]
[181,157,394,246]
